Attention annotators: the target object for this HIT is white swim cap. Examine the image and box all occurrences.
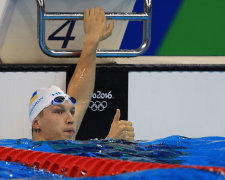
[29,85,67,124]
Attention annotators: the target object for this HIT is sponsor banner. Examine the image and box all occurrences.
[76,68,128,140]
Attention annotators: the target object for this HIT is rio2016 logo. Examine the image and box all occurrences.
[89,91,113,111]
[92,91,112,99]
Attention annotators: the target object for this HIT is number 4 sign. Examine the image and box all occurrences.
[48,21,76,48]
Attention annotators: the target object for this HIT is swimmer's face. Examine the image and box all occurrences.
[34,101,76,140]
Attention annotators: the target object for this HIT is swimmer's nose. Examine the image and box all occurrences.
[65,111,74,124]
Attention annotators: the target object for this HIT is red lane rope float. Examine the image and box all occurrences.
[0,146,225,178]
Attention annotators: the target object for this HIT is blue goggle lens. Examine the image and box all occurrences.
[52,96,76,105]
[69,96,76,105]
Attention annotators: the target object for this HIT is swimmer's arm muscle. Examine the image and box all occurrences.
[67,8,114,137]
[67,36,97,135]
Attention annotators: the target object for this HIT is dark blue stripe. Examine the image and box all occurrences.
[31,91,37,99]
[120,0,184,55]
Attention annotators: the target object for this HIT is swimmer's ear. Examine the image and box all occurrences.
[32,118,41,132]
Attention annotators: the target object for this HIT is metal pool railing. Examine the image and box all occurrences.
[35,0,152,58]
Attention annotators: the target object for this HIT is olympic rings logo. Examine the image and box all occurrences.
[89,101,108,111]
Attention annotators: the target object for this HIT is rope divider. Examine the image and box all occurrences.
[0,146,225,178]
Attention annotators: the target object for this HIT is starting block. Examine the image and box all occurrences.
[0,0,151,64]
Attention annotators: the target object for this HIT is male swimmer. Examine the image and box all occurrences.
[29,7,135,141]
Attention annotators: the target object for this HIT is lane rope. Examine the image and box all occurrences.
[0,146,225,177]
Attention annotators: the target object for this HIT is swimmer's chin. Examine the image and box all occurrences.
[64,135,75,140]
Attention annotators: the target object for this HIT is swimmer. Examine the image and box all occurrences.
[29,7,135,141]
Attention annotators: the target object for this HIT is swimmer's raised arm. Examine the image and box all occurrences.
[67,7,114,137]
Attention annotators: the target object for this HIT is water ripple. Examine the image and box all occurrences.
[1,135,225,179]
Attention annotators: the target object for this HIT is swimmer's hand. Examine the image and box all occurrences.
[84,7,114,44]
[106,109,135,141]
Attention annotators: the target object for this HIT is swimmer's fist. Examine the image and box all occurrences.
[106,109,135,141]
[84,7,114,44]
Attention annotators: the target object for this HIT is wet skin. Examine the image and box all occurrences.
[35,101,76,141]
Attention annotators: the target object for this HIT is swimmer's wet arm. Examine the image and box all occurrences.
[67,7,114,135]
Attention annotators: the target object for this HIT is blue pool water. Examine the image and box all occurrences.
[1,135,225,179]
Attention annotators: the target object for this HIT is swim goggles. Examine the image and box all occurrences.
[51,96,76,106]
